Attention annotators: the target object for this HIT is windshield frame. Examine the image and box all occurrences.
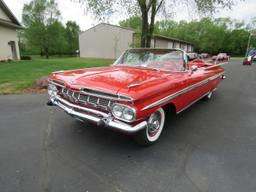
[113,48,189,72]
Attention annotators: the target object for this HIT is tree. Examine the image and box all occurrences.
[65,21,80,53]
[119,16,142,47]
[119,16,142,31]
[47,21,67,54]
[78,0,237,47]
[152,17,253,56]
[225,29,249,55]
[22,0,61,58]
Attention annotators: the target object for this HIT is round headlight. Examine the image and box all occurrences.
[112,105,123,117]
[48,84,58,98]
[123,107,135,121]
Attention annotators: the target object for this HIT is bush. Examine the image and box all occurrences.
[21,55,32,60]
[0,58,12,63]
[32,76,48,89]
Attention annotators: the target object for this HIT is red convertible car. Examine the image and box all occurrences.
[47,49,226,145]
[212,53,230,61]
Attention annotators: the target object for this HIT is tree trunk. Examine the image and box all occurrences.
[45,47,49,59]
[146,0,157,48]
[139,0,158,48]
[140,4,148,47]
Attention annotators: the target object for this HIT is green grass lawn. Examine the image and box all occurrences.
[230,57,244,61]
[0,56,114,94]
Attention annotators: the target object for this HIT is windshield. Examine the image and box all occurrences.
[114,49,187,72]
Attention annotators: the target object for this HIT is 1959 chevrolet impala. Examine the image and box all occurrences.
[47,48,226,145]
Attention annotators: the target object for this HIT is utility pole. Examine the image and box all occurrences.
[245,34,252,57]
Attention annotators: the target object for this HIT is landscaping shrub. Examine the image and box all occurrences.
[21,55,32,60]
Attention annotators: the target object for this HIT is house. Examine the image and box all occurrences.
[79,23,134,59]
[79,23,193,59]
[0,0,22,61]
[151,35,193,52]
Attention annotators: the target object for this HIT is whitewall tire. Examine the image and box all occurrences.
[134,108,166,146]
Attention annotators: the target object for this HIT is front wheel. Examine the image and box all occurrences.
[133,108,165,146]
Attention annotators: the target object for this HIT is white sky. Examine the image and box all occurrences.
[4,0,256,31]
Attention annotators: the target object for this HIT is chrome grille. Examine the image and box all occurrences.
[88,96,98,104]
[67,90,73,97]
[79,95,88,103]
[73,92,79,100]
[60,87,111,109]
[99,98,110,106]
[80,87,133,102]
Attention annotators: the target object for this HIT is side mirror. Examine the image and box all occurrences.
[191,65,198,72]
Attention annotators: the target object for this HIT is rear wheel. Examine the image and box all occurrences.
[134,108,165,146]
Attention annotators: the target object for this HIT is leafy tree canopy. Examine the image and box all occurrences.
[65,21,80,53]
[120,16,256,56]
[22,0,80,57]
[78,0,240,47]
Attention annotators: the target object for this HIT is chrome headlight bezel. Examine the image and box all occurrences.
[111,103,136,122]
[48,84,58,99]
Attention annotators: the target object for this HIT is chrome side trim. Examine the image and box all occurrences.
[51,96,147,133]
[209,72,225,80]
[142,72,225,111]
[177,92,210,114]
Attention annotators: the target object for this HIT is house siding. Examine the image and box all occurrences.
[154,38,193,52]
[0,25,20,60]
[154,39,169,48]
[0,6,10,21]
[79,23,134,59]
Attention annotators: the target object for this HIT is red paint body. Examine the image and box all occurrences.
[48,59,225,124]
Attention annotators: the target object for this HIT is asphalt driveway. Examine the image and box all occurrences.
[0,61,256,192]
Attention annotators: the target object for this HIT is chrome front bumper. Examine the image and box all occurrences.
[50,96,147,133]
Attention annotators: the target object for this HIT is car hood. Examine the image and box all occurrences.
[50,66,183,99]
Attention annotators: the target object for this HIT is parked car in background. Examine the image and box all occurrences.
[200,53,210,59]
[187,52,199,61]
[47,48,226,145]
[212,53,230,61]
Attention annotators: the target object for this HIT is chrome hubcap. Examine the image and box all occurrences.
[148,112,161,136]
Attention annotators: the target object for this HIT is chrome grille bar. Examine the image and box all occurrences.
[59,87,112,110]
[80,88,134,102]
